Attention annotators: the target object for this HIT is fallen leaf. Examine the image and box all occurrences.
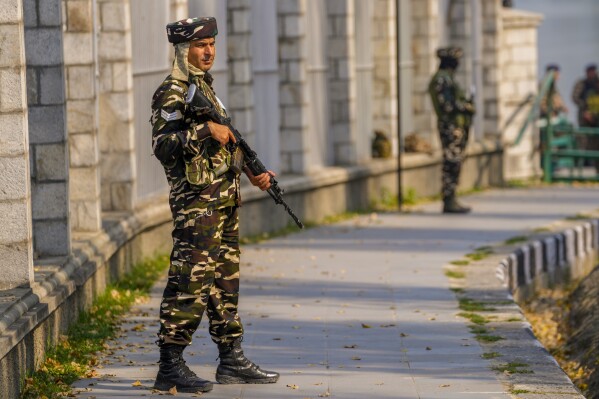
[287,384,299,390]
[132,380,142,387]
[361,323,372,329]
[343,344,357,349]
[440,384,450,387]
[351,356,361,360]
[318,390,331,397]
[426,346,432,350]
[168,386,178,395]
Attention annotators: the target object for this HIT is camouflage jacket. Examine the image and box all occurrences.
[572,78,599,116]
[428,69,475,128]
[151,73,239,228]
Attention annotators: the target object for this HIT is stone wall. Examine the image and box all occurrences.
[277,0,309,173]
[23,0,70,257]
[372,0,397,151]
[500,8,543,180]
[226,0,255,145]
[0,0,34,290]
[410,0,439,147]
[97,0,137,211]
[63,0,102,232]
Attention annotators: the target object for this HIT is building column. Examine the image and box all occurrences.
[352,0,374,163]
[410,0,440,148]
[0,0,34,289]
[24,0,71,258]
[251,0,280,171]
[277,0,312,174]
[63,0,102,232]
[97,0,136,211]
[226,0,255,146]
[372,0,399,155]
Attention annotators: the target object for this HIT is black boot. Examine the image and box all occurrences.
[153,343,213,393]
[216,338,279,384]
[443,197,471,214]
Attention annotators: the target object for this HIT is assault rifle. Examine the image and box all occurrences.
[185,83,304,229]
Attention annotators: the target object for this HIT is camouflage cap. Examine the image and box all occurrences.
[166,17,218,44]
[436,47,463,60]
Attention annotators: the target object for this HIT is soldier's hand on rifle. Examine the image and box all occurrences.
[207,120,236,146]
[246,168,275,191]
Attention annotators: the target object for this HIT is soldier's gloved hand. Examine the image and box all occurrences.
[208,121,236,146]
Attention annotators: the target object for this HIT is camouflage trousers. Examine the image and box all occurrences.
[158,206,243,346]
[439,124,469,200]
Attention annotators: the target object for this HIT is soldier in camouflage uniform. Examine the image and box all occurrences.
[428,47,475,214]
[572,64,599,171]
[151,17,279,394]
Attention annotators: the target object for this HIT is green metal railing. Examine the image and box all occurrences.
[514,71,599,182]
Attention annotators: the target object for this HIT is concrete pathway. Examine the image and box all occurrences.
[71,186,599,399]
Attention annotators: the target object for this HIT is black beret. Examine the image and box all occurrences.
[436,47,463,60]
[546,64,560,72]
[586,63,597,72]
[166,17,218,44]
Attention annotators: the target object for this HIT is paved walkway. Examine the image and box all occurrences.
[71,186,599,399]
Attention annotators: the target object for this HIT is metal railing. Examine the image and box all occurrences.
[512,71,599,182]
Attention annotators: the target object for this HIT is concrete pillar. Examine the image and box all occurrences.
[250,0,281,171]
[352,0,374,163]
[63,0,102,232]
[327,0,354,165]
[24,0,71,258]
[372,0,398,154]
[0,0,35,289]
[410,0,439,147]
[277,0,312,174]
[97,0,137,211]
[226,0,255,146]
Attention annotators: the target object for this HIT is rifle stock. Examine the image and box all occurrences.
[186,83,304,229]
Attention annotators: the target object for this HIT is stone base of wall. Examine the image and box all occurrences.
[0,142,503,399]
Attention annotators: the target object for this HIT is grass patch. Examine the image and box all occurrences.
[20,254,170,399]
[504,235,528,245]
[475,334,504,343]
[458,312,489,325]
[450,259,470,266]
[469,325,489,335]
[450,287,465,294]
[532,227,551,233]
[481,352,501,359]
[458,298,496,312]
[402,187,418,206]
[506,317,522,322]
[510,389,531,394]
[565,213,592,221]
[492,362,533,374]
[465,246,494,261]
[445,270,465,279]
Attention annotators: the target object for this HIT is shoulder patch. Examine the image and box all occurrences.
[171,84,185,94]
[161,109,183,121]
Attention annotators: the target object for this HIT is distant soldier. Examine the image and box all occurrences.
[572,64,599,127]
[428,47,475,214]
[572,63,599,170]
[150,17,279,394]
